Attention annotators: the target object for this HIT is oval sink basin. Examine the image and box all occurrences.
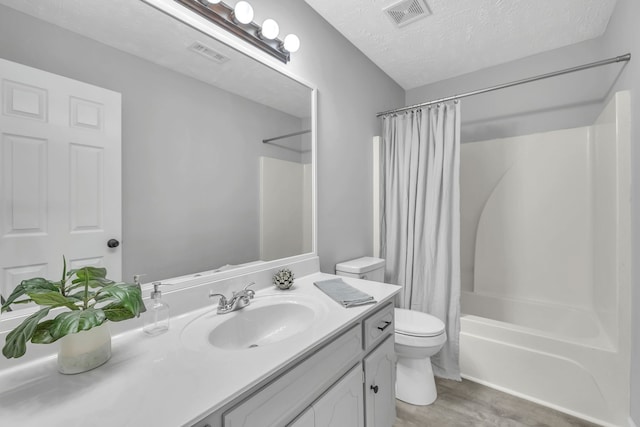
[181,293,328,352]
[209,303,314,350]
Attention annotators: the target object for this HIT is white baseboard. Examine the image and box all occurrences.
[629,416,638,427]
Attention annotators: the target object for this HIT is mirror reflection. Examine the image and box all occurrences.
[0,0,314,299]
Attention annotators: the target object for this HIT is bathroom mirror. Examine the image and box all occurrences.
[0,0,315,293]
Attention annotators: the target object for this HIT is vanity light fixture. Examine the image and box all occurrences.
[180,0,300,63]
[260,18,279,40]
[283,34,300,53]
[232,1,253,25]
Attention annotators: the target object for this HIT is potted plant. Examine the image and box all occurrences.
[1,258,146,374]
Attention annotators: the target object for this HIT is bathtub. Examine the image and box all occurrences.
[458,92,631,426]
[460,290,627,427]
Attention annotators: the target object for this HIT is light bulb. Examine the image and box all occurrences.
[260,18,279,40]
[283,34,300,53]
[233,1,254,24]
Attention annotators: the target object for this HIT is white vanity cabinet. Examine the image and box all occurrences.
[194,302,396,427]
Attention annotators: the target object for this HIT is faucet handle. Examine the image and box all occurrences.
[209,291,228,308]
[243,282,256,298]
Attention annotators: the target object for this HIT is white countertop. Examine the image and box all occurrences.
[0,273,399,427]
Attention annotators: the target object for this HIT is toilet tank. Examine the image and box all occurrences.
[335,257,385,282]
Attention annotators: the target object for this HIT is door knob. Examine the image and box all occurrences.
[107,239,120,248]
[370,384,379,394]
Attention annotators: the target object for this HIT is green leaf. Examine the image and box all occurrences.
[7,299,33,305]
[95,283,146,318]
[46,308,107,340]
[69,277,113,290]
[28,291,79,311]
[31,319,56,344]
[1,278,58,313]
[64,282,97,295]
[64,291,86,303]
[102,303,136,322]
[69,266,107,280]
[2,308,51,358]
[65,266,112,291]
[77,281,111,291]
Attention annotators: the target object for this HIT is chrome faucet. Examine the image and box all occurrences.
[209,282,255,314]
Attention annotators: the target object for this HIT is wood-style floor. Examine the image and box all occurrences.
[394,378,601,427]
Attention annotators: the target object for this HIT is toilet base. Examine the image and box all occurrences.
[396,355,437,405]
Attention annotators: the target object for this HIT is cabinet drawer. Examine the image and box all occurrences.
[223,325,362,427]
[363,302,394,350]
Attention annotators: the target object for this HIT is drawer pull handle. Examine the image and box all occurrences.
[370,384,379,394]
[377,320,392,332]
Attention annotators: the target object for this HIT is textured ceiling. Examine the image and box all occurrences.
[0,0,311,118]
[304,0,617,89]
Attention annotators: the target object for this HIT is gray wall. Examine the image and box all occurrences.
[407,0,640,422]
[250,0,405,273]
[405,34,623,143]
[0,6,307,282]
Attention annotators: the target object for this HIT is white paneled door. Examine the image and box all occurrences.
[0,58,121,306]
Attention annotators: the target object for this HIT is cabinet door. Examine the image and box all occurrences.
[314,364,364,427]
[288,407,315,427]
[364,335,396,427]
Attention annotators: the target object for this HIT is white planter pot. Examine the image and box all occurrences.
[57,323,112,374]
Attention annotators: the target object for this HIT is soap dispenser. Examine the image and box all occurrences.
[144,281,170,336]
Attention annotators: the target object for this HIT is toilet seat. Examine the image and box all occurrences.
[394,308,445,337]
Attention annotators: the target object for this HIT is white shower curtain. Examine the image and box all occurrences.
[380,102,461,380]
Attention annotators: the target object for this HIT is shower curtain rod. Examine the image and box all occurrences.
[262,129,311,144]
[376,53,631,117]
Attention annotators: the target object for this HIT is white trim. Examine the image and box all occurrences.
[629,416,639,427]
[310,88,318,256]
[372,136,381,258]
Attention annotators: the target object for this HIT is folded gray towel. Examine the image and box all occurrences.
[314,278,376,308]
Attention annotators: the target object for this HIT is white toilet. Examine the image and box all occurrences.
[335,257,447,406]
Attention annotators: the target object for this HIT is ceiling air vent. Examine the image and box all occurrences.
[188,41,230,64]
[383,0,432,28]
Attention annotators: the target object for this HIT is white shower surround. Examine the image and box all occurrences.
[459,91,631,426]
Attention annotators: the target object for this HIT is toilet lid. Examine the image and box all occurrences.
[394,308,445,337]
